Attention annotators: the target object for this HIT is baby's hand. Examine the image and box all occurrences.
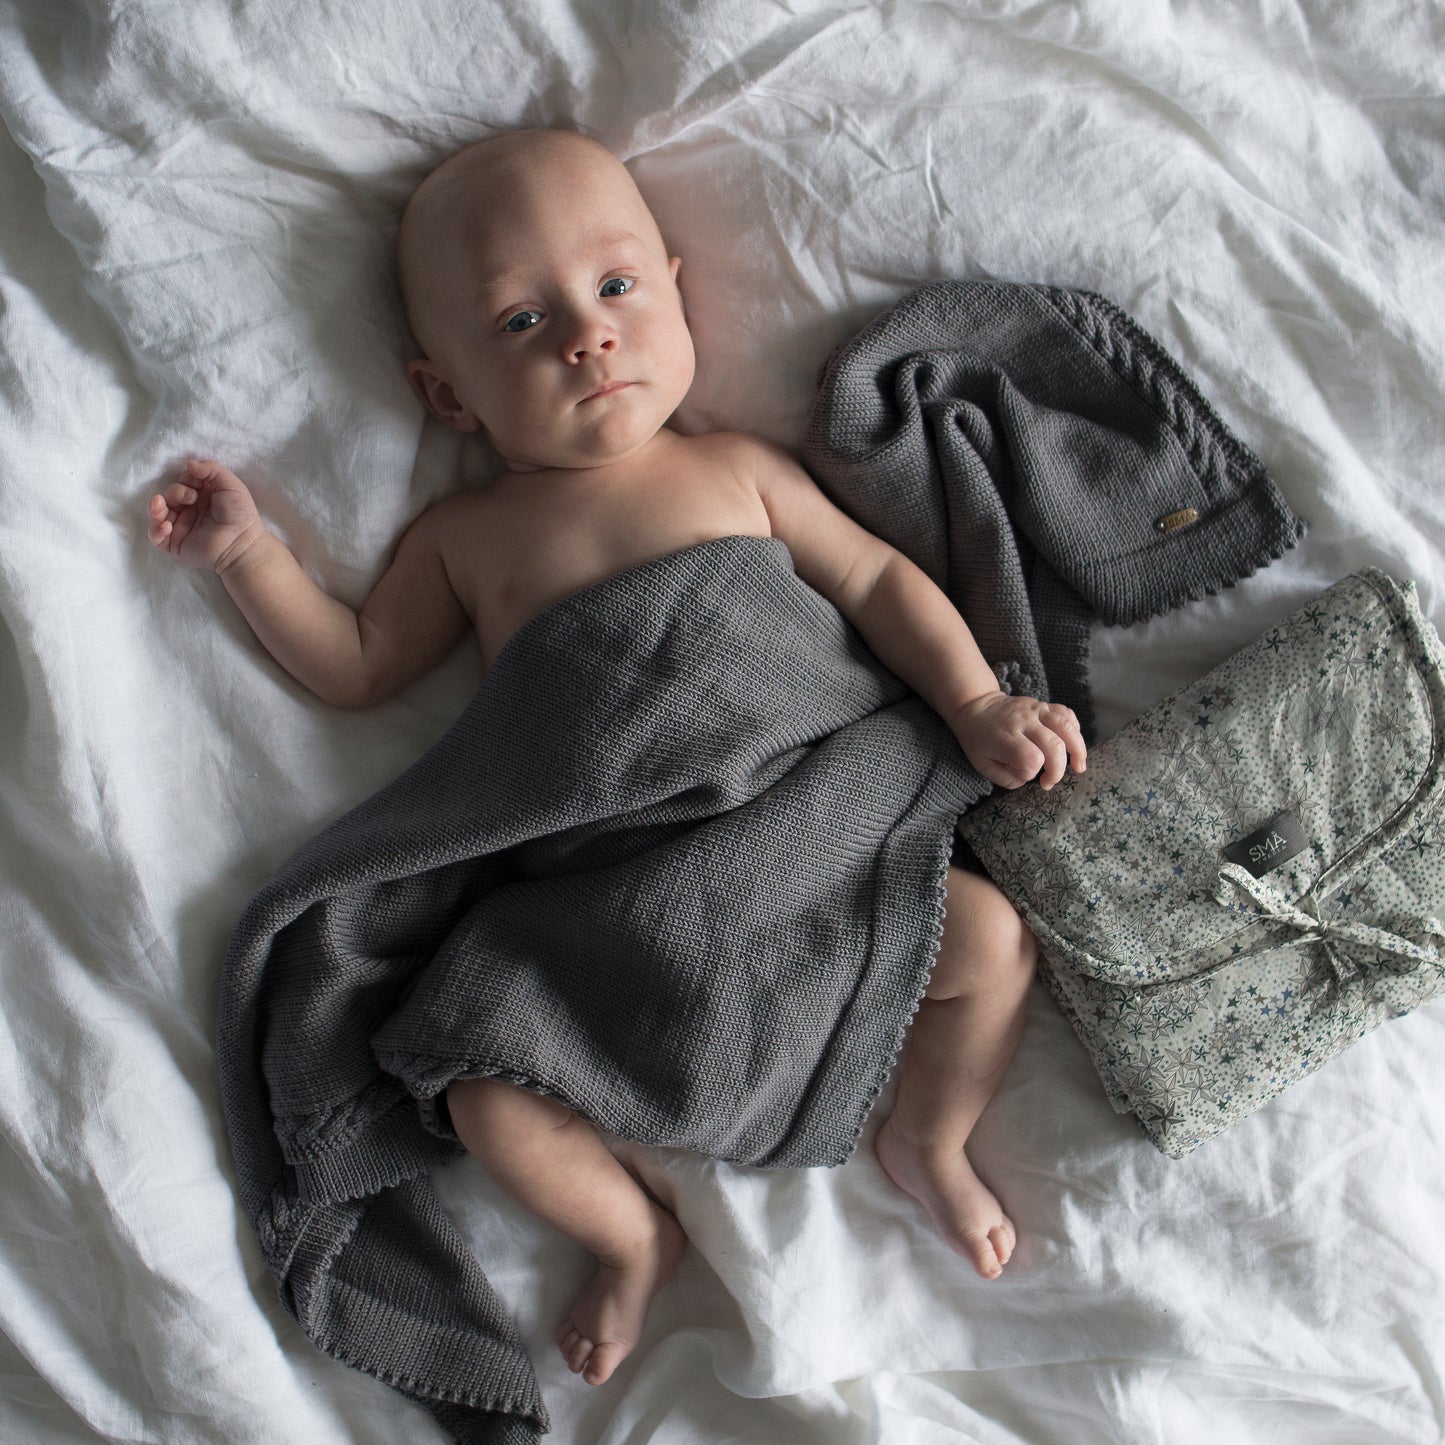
[950,692,1087,791]
[146,459,267,574]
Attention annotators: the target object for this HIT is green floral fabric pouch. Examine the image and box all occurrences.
[957,569,1445,1158]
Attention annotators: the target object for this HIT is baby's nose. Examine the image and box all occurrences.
[561,310,618,361]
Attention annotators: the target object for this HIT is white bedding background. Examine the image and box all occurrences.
[2,3,1443,1442]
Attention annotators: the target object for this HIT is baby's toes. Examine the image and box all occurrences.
[965,1230,1004,1280]
[582,1339,627,1386]
[990,1222,1015,1268]
[558,1324,594,1375]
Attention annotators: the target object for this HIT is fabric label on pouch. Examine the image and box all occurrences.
[1222,809,1310,877]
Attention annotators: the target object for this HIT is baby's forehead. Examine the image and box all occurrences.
[445,148,645,241]
[442,133,633,209]
[477,186,662,276]
[398,131,662,337]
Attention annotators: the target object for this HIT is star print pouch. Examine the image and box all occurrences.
[957,569,1445,1158]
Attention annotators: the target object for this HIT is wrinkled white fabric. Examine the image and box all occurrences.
[1,1,1442,1442]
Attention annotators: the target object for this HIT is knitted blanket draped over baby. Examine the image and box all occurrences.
[218,281,1303,1444]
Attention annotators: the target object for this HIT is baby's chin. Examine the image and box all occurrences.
[495,408,676,473]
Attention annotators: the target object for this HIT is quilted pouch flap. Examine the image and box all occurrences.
[959,569,1445,987]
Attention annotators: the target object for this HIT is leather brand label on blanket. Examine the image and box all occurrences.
[1223,809,1309,877]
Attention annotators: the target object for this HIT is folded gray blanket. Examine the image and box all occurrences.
[803,281,1306,735]
[218,281,1304,1444]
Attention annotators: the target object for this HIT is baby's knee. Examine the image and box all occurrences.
[447,1075,574,1143]
[977,880,1036,979]
[931,866,1036,997]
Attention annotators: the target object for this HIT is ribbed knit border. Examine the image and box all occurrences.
[1038,285,1306,625]
[759,720,989,1169]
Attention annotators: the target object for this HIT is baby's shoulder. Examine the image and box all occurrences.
[685,428,766,460]
[400,486,505,572]
[682,428,793,483]
[411,486,498,536]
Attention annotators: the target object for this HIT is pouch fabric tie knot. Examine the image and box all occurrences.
[1213,862,1444,1005]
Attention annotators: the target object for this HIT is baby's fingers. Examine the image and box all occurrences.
[185,456,246,491]
[146,485,199,553]
[1044,704,1088,775]
[161,480,200,508]
[1024,708,1091,790]
[146,493,175,548]
[985,761,1035,790]
[1028,725,1070,790]
[984,737,1047,791]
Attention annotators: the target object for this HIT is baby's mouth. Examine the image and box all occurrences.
[580,381,633,403]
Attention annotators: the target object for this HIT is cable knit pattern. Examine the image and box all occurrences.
[803,281,1306,736]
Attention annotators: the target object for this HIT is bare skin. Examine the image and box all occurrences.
[445,1078,687,1386]
[145,128,1085,1383]
[873,866,1036,1279]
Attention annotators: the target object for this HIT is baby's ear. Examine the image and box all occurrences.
[406,358,482,433]
[669,256,687,317]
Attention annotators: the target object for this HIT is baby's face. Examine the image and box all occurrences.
[406,138,695,473]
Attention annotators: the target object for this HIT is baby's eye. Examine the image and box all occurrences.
[599,276,634,298]
[503,310,541,334]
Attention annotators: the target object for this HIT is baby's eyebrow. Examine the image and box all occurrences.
[476,231,646,297]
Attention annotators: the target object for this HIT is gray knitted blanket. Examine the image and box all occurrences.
[804,281,1306,735]
[218,281,1303,1444]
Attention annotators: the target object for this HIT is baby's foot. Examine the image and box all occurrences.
[556,1204,687,1386]
[873,1113,1016,1279]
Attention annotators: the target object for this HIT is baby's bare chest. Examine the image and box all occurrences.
[456,458,773,669]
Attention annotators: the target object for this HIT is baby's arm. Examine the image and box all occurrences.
[146,458,470,708]
[749,439,1086,790]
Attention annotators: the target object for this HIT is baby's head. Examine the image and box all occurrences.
[398,129,694,473]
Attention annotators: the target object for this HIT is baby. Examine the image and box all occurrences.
[147,128,1085,1389]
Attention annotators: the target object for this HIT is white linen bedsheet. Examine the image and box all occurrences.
[1,3,1442,1442]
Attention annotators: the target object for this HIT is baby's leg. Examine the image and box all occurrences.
[873,863,1035,1280]
[447,1077,686,1386]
